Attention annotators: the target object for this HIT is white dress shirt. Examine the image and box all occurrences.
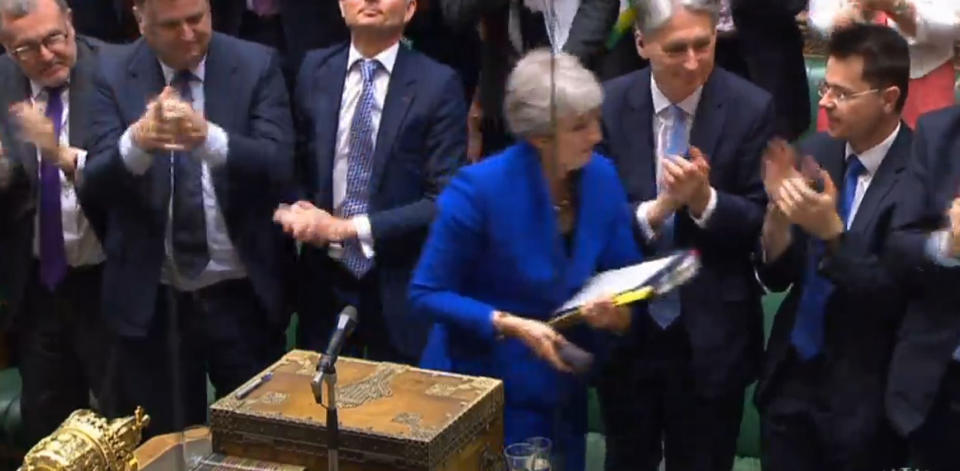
[330,42,400,260]
[635,78,718,241]
[29,82,104,267]
[118,58,246,292]
[809,0,959,78]
[843,123,901,228]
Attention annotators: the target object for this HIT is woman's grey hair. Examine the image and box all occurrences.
[504,49,603,138]
[0,0,68,29]
[634,0,719,37]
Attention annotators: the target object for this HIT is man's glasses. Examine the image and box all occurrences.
[11,31,68,60]
[817,80,881,104]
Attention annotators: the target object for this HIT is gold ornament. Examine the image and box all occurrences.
[22,407,150,471]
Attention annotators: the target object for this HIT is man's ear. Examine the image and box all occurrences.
[634,29,649,60]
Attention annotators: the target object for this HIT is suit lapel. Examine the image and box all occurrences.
[849,126,910,234]
[126,39,169,212]
[623,70,657,201]
[314,47,348,210]
[68,38,96,148]
[690,70,726,165]
[369,46,415,194]
[203,34,238,214]
[821,139,846,218]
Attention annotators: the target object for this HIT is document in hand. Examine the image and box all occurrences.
[551,250,700,321]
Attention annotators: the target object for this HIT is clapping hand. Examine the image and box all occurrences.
[661,146,712,216]
[10,101,78,175]
[132,87,208,152]
[774,170,844,241]
[273,201,358,245]
[946,197,960,258]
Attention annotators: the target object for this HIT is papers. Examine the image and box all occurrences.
[554,253,683,313]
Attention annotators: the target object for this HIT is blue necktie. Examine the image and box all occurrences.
[649,105,688,329]
[39,86,67,290]
[170,70,209,279]
[790,155,865,360]
[336,59,378,278]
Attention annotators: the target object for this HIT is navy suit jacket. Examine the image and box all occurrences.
[599,67,772,395]
[0,36,114,327]
[886,106,960,436]
[293,43,467,358]
[81,33,296,336]
[756,127,912,422]
[411,143,642,411]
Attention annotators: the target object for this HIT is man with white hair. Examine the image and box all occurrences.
[274,0,466,365]
[0,0,115,445]
[597,0,774,470]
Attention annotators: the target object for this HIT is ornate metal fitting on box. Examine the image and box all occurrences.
[22,407,151,471]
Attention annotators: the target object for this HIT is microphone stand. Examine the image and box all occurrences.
[312,360,340,471]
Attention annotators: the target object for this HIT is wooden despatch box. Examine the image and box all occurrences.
[209,350,505,471]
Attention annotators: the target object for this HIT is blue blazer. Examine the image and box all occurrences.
[81,33,296,336]
[409,143,642,410]
[599,67,772,394]
[293,43,467,358]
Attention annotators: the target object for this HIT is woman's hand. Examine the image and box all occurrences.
[581,298,631,334]
[493,312,572,373]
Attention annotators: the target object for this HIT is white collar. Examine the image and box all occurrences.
[347,42,400,75]
[651,77,703,117]
[29,79,69,100]
[158,56,207,84]
[845,123,901,176]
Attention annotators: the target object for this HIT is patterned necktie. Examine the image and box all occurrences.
[39,86,67,290]
[791,156,866,360]
[648,105,688,329]
[336,59,379,278]
[170,70,209,279]
[251,0,279,16]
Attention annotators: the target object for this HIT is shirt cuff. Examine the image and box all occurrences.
[690,187,717,228]
[352,215,375,259]
[119,126,153,175]
[925,230,960,267]
[635,200,660,242]
[75,149,87,171]
[193,123,229,168]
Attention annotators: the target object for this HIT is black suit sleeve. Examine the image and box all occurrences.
[369,72,468,243]
[695,99,773,253]
[562,0,620,63]
[819,224,904,320]
[438,0,510,30]
[887,118,958,289]
[732,0,807,16]
[80,64,137,210]
[756,226,806,293]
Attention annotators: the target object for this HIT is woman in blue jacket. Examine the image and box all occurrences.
[409,49,643,471]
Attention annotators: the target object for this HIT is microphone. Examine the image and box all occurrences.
[312,305,358,404]
[318,305,358,374]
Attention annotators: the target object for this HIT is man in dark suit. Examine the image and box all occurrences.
[756,24,911,471]
[210,0,349,84]
[886,105,960,470]
[82,0,295,437]
[439,0,619,155]
[66,0,139,43]
[274,0,466,364]
[597,1,772,470]
[720,0,810,141]
[0,0,114,446]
